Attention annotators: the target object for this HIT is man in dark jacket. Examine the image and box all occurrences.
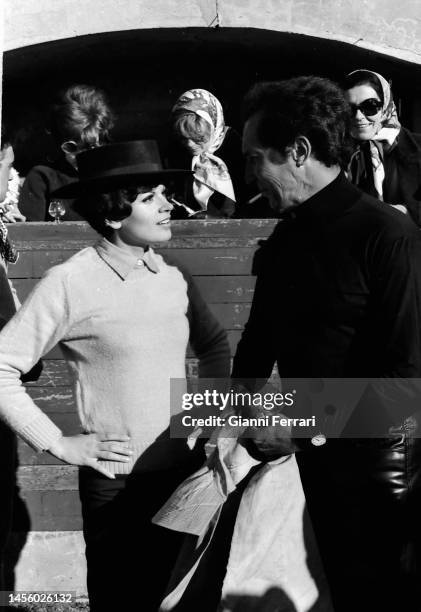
[233,76,421,612]
[393,126,421,224]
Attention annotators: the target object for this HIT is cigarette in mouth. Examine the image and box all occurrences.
[246,193,263,205]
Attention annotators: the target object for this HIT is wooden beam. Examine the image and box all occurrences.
[9,248,259,278]
[18,465,78,491]
[13,276,256,304]
[7,219,277,242]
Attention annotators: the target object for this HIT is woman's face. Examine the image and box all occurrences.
[345,84,383,141]
[113,184,173,249]
[0,144,14,202]
[183,138,210,157]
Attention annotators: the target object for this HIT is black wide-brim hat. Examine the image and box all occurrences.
[51,140,191,198]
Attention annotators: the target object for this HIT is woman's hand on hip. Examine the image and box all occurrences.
[47,433,133,479]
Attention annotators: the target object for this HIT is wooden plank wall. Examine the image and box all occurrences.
[7,220,277,531]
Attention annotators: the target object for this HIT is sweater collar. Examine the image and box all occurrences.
[95,238,160,279]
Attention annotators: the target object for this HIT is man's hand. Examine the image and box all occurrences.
[230,380,297,459]
[48,433,133,479]
[243,414,297,460]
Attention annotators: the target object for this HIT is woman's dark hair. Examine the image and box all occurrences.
[242,76,354,169]
[173,111,212,145]
[49,84,115,147]
[73,186,145,238]
[342,71,384,104]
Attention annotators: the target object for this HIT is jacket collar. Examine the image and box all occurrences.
[95,238,160,279]
[52,154,79,177]
[279,171,361,225]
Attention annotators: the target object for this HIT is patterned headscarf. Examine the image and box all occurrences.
[347,70,401,201]
[0,166,19,264]
[172,89,235,208]
[0,220,18,265]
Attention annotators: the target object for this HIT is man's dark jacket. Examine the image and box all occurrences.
[349,127,421,227]
[19,158,82,221]
[392,127,421,226]
[232,172,421,611]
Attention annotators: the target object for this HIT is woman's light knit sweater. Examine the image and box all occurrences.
[0,238,230,474]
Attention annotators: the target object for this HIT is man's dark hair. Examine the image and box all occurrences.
[49,84,115,147]
[242,76,353,168]
[342,71,384,105]
[73,186,143,238]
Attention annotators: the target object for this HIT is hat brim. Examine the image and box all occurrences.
[51,169,191,199]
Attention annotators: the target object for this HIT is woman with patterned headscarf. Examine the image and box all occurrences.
[171,88,259,218]
[344,69,421,225]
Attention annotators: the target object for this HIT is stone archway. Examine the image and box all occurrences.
[2,0,421,154]
[4,0,421,65]
[3,25,421,173]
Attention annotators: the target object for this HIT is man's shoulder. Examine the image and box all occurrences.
[397,127,421,153]
[24,161,76,186]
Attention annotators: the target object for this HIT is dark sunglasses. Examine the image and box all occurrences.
[349,98,383,118]
[61,140,99,155]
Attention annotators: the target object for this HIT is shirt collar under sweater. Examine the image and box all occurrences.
[95,238,160,279]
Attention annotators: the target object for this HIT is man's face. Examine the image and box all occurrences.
[242,113,301,213]
[0,145,14,202]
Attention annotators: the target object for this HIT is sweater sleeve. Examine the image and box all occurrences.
[0,266,42,384]
[181,268,231,378]
[0,267,73,450]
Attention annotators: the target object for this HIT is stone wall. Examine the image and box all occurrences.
[219,0,421,65]
[4,0,421,64]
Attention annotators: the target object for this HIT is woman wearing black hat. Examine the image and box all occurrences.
[0,141,230,611]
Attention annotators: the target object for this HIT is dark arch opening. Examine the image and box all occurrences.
[3,27,421,173]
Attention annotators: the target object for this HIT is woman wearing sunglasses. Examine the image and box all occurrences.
[344,69,421,225]
[19,84,114,221]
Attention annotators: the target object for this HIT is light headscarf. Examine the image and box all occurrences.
[347,70,401,200]
[172,89,235,209]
